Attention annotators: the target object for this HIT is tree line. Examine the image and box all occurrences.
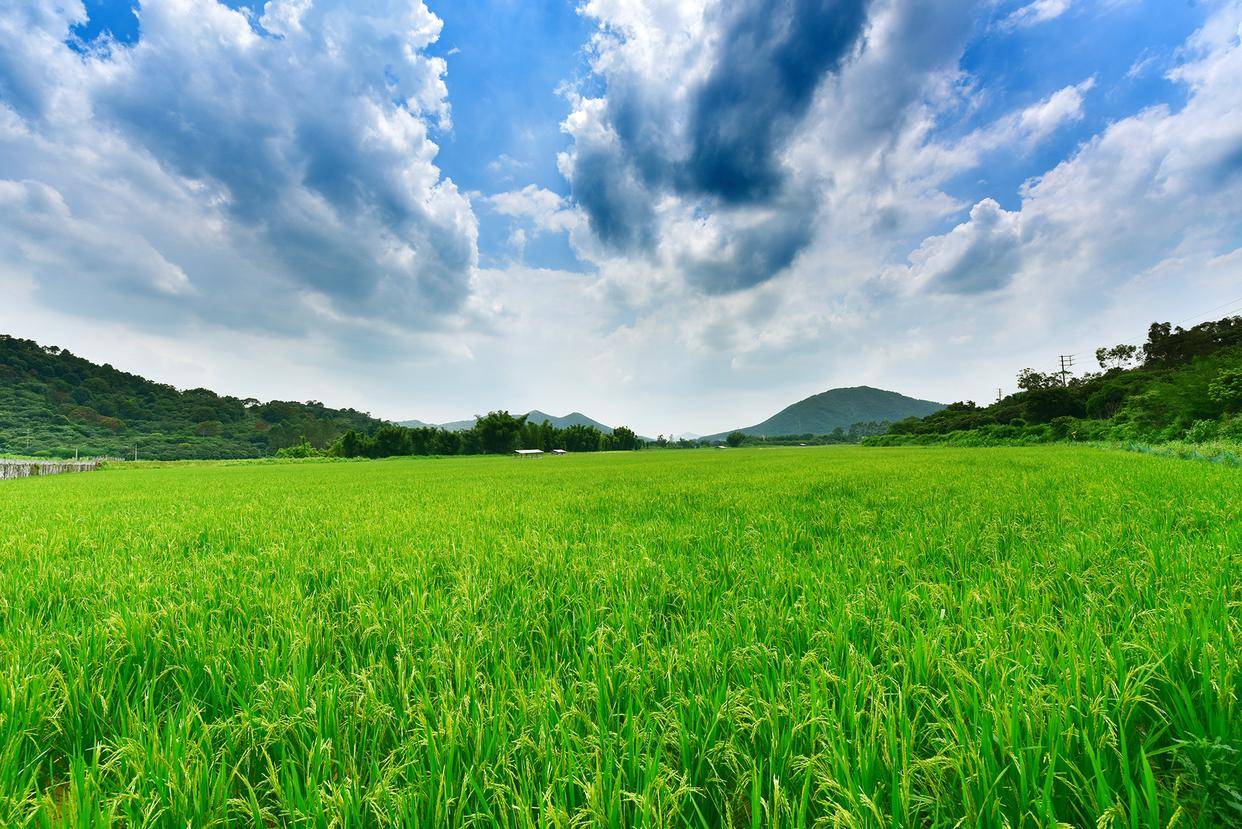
[870,315,1242,446]
[0,335,377,460]
[317,411,642,459]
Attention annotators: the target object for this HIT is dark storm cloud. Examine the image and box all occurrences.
[679,200,818,294]
[568,0,870,291]
[685,0,869,203]
[569,148,657,251]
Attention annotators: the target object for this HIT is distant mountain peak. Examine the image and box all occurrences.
[706,386,943,439]
[398,409,617,434]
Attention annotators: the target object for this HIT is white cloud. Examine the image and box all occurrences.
[0,0,477,344]
[1001,0,1074,29]
[0,179,192,297]
[905,198,1024,293]
[3,0,1241,436]
[486,185,581,235]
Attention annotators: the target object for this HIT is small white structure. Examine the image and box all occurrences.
[514,449,544,458]
[551,449,567,456]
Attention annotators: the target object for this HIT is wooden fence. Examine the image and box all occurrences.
[0,460,101,481]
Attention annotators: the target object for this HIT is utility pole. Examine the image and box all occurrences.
[1058,355,1075,387]
[134,445,138,462]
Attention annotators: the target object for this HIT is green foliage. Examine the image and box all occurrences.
[0,335,380,460]
[474,410,527,454]
[610,426,641,451]
[274,438,322,458]
[1208,368,1242,410]
[0,447,1236,825]
[329,413,643,458]
[1095,343,1140,371]
[882,315,1242,447]
[726,431,746,447]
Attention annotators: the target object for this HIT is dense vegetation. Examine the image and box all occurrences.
[0,336,380,460]
[399,410,616,434]
[0,448,1236,826]
[868,315,1242,447]
[326,411,641,458]
[718,421,892,447]
[704,386,943,439]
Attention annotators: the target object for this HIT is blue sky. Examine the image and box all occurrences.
[3,0,1241,434]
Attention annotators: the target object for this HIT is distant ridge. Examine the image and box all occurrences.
[397,410,616,434]
[706,386,944,439]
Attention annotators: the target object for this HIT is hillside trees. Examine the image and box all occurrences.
[0,334,380,459]
[328,415,644,459]
[877,315,1242,445]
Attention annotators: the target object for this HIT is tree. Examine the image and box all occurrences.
[334,430,364,458]
[1017,369,1061,391]
[1022,387,1084,423]
[370,425,409,458]
[726,431,746,447]
[474,411,526,454]
[1095,344,1139,371]
[1208,369,1242,410]
[563,424,603,452]
[611,425,640,451]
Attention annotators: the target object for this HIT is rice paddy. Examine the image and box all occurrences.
[0,447,1238,827]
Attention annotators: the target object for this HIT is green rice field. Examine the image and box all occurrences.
[0,447,1238,827]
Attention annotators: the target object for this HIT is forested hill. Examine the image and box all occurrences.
[706,386,944,439]
[0,335,380,460]
[868,316,1242,446]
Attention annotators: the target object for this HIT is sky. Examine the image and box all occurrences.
[2,0,1241,436]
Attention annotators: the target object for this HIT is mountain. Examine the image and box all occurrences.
[525,410,614,433]
[0,335,382,460]
[706,386,944,439]
[399,410,616,434]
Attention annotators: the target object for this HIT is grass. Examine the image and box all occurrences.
[0,447,1237,827]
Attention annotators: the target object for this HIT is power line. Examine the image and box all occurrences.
[1106,296,1242,349]
[1172,295,1242,326]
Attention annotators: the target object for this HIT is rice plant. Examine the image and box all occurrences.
[0,447,1237,827]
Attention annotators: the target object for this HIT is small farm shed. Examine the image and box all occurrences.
[551,449,567,455]
[514,449,544,458]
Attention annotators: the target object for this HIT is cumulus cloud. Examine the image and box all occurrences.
[560,0,873,292]
[5,0,1242,434]
[486,185,580,236]
[0,179,191,298]
[892,2,1242,304]
[0,0,477,342]
[905,199,1023,293]
[522,0,1242,430]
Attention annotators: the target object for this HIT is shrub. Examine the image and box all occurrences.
[1183,420,1219,444]
[275,439,321,459]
